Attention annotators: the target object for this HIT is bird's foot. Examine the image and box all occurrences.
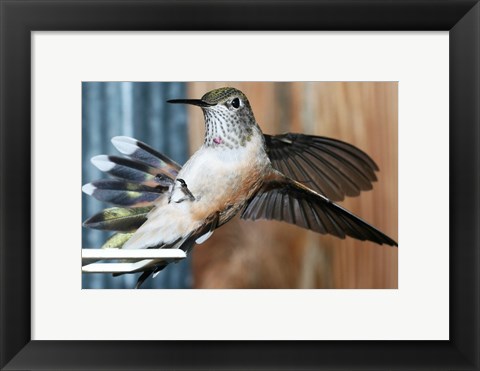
[176,178,196,202]
[169,178,196,203]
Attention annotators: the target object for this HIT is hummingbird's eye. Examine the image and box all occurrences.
[231,98,240,109]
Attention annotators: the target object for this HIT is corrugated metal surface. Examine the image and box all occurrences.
[187,82,398,289]
[82,82,191,289]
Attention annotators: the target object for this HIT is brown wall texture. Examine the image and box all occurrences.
[185,82,398,289]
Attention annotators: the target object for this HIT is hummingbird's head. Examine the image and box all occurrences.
[168,87,259,149]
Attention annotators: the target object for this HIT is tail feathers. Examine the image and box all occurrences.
[111,136,181,178]
[91,155,175,188]
[135,269,154,289]
[83,206,152,231]
[115,236,190,287]
[135,263,168,289]
[178,213,219,254]
[114,214,221,288]
[132,233,199,288]
[82,180,166,207]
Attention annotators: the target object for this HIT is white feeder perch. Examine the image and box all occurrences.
[81,249,187,274]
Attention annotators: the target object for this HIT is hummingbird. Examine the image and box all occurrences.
[82,87,397,288]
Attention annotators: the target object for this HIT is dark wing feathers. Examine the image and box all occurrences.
[83,180,166,207]
[83,206,152,231]
[241,177,397,246]
[83,136,182,212]
[81,136,185,285]
[111,136,181,177]
[101,232,136,249]
[91,155,173,187]
[264,133,379,201]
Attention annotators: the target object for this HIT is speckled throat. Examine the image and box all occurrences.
[203,109,256,149]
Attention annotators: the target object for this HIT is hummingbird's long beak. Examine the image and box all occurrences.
[167,99,214,107]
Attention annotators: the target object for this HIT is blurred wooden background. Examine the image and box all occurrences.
[186,82,398,289]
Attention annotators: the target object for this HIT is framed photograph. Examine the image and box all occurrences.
[1,1,479,370]
[80,81,398,290]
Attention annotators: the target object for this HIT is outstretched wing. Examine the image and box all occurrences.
[111,136,181,176]
[82,136,182,247]
[241,174,397,246]
[264,133,379,201]
[83,136,180,207]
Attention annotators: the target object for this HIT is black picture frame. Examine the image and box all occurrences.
[1,1,479,370]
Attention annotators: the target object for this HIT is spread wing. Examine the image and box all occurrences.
[241,174,397,246]
[82,136,181,245]
[264,133,379,201]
